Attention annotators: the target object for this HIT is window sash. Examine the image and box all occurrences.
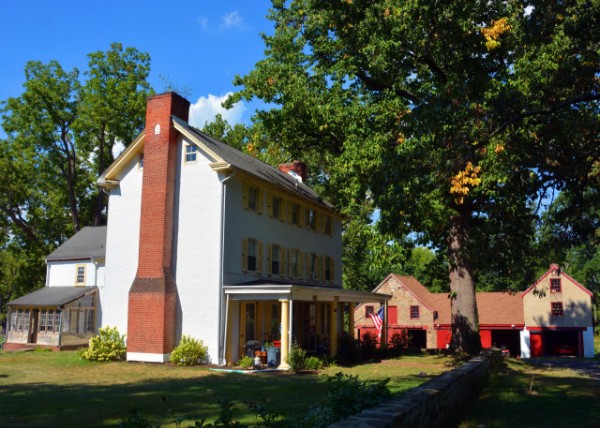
[185,145,197,162]
[410,306,420,319]
[551,302,563,316]
[550,278,561,293]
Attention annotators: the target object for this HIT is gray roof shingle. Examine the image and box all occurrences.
[45,226,107,262]
[173,116,335,211]
[8,286,98,307]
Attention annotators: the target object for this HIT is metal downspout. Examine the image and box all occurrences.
[218,169,237,365]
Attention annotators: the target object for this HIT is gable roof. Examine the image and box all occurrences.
[387,274,436,310]
[522,264,593,297]
[8,286,98,308]
[98,115,335,212]
[46,226,107,262]
[428,291,524,326]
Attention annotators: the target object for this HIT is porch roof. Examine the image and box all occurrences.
[223,282,390,303]
[8,286,98,308]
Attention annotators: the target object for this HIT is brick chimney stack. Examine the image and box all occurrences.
[278,161,307,183]
[127,92,190,362]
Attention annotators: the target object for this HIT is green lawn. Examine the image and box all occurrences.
[0,350,453,427]
[451,357,600,428]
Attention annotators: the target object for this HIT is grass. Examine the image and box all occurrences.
[0,350,453,427]
[451,357,600,428]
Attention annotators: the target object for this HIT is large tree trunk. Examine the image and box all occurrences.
[447,210,481,355]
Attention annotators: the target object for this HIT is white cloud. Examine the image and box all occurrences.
[196,16,209,30]
[189,92,246,128]
[221,11,247,30]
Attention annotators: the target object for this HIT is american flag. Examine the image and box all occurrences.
[369,306,384,339]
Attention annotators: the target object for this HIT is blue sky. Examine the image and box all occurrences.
[0,0,274,127]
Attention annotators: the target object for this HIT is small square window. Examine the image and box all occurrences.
[271,244,280,276]
[550,278,561,293]
[306,208,317,231]
[185,145,197,163]
[410,305,420,319]
[76,265,86,285]
[248,187,260,211]
[551,302,563,316]
[272,196,282,219]
[247,239,257,272]
[324,215,333,236]
[291,203,301,226]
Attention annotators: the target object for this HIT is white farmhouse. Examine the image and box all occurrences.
[5,92,388,365]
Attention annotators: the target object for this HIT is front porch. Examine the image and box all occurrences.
[4,287,98,351]
[222,283,390,367]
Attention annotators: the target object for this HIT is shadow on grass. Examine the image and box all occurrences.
[0,372,327,427]
[446,358,600,428]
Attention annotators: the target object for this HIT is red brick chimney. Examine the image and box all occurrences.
[278,161,307,183]
[127,92,190,361]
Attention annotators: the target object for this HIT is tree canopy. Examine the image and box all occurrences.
[0,43,152,327]
[228,0,600,353]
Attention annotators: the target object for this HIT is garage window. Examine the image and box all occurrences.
[551,302,564,316]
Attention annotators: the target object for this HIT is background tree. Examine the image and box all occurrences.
[0,44,152,312]
[228,0,600,354]
[77,42,152,225]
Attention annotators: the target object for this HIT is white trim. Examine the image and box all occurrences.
[583,326,595,358]
[127,352,171,363]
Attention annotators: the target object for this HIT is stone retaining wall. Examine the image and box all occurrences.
[329,355,490,428]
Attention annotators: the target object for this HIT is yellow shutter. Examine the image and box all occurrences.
[279,247,286,278]
[331,258,335,284]
[242,238,248,272]
[287,200,292,224]
[257,188,264,214]
[267,192,273,217]
[266,244,272,275]
[257,241,264,273]
[279,198,285,222]
[299,251,305,280]
[299,206,305,228]
[316,255,322,282]
[242,183,249,210]
[287,248,293,278]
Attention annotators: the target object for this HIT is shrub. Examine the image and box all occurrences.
[360,332,378,361]
[80,326,126,362]
[389,330,410,357]
[169,335,208,366]
[286,342,306,373]
[337,334,361,366]
[237,355,253,369]
[296,372,391,427]
[304,356,323,371]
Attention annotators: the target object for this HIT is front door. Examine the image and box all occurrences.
[239,302,257,357]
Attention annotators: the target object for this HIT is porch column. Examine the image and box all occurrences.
[279,299,290,369]
[348,302,355,337]
[329,297,339,357]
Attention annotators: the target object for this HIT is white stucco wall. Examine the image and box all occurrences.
[520,329,531,358]
[101,155,143,333]
[47,260,104,287]
[223,175,343,287]
[173,136,224,363]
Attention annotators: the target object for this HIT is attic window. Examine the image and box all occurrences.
[550,278,561,293]
[365,305,374,318]
[185,144,197,163]
[410,305,420,319]
[76,265,86,285]
[551,302,564,316]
